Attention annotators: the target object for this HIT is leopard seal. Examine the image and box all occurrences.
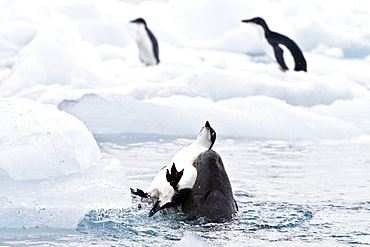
[182,149,238,221]
[158,149,238,222]
[131,121,216,215]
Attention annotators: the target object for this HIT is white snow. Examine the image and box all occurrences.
[0,0,370,229]
[0,0,368,140]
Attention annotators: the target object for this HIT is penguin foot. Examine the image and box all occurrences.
[279,67,288,72]
[130,188,149,198]
[166,163,184,191]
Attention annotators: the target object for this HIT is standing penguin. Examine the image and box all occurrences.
[130,18,160,66]
[242,17,307,72]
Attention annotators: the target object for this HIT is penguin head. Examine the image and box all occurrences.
[241,17,266,26]
[242,17,270,34]
[197,121,217,150]
[130,18,147,26]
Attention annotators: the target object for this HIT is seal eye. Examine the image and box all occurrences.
[204,190,211,200]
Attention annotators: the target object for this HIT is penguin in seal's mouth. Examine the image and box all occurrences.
[131,121,216,211]
[153,149,238,222]
[131,122,237,222]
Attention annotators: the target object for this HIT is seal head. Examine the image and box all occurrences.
[182,150,238,222]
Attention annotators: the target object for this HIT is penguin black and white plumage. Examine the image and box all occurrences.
[242,17,307,72]
[158,150,238,222]
[130,18,160,66]
[131,121,216,216]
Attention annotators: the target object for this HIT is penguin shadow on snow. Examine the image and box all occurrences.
[131,121,238,223]
[242,17,307,72]
[130,18,160,66]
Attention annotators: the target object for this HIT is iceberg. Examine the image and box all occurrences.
[0,99,100,180]
[0,99,130,229]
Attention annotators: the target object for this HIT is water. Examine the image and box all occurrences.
[1,135,370,246]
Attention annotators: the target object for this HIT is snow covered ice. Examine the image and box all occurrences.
[0,99,130,228]
[0,0,368,140]
[0,99,100,180]
[0,0,370,245]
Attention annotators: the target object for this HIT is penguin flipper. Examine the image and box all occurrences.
[148,200,162,217]
[146,28,160,64]
[130,188,149,198]
[272,44,289,71]
[272,33,307,72]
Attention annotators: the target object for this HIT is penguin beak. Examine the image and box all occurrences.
[205,121,216,150]
[241,19,252,23]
